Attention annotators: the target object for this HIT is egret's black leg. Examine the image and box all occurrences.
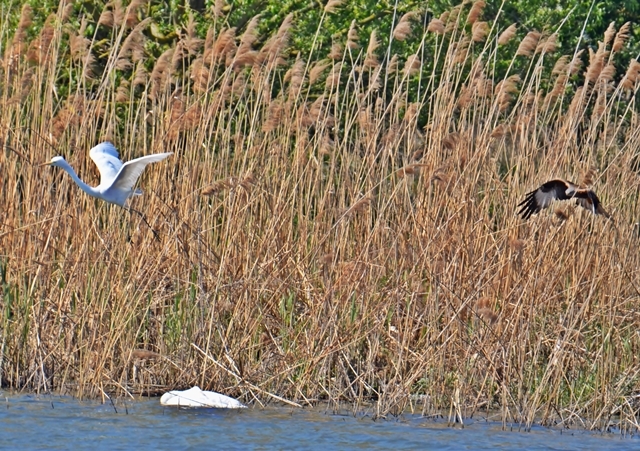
[126,207,160,241]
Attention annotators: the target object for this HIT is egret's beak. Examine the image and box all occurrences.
[39,161,52,167]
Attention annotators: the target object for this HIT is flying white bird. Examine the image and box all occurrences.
[43,142,172,239]
[518,179,610,220]
[43,142,172,207]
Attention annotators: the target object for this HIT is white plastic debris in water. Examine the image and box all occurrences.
[160,386,246,409]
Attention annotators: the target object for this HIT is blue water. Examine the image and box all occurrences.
[0,392,635,450]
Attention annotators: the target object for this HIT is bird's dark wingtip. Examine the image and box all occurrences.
[517,191,539,220]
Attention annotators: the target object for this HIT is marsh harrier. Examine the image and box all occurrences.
[518,179,610,220]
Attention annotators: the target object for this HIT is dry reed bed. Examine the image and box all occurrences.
[1,1,640,430]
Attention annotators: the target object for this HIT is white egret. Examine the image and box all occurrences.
[43,141,173,238]
[43,141,172,206]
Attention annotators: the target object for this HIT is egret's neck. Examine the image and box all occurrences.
[60,161,98,197]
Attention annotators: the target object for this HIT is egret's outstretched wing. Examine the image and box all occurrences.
[109,153,173,192]
[517,179,573,219]
[89,142,123,187]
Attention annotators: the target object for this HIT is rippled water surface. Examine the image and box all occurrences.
[0,392,636,450]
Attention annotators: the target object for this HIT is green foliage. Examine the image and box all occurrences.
[4,0,639,99]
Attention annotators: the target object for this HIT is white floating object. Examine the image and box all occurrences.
[160,386,246,409]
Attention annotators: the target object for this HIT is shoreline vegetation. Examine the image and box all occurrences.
[2,0,640,432]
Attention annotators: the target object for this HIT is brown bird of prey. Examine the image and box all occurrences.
[518,179,610,220]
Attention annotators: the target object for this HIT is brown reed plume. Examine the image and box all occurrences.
[149,47,175,99]
[613,22,630,52]
[346,20,359,50]
[233,15,260,69]
[472,22,489,43]
[427,19,445,35]
[393,12,416,41]
[324,0,344,14]
[516,31,541,57]
[467,1,485,25]
[4,4,32,70]
[363,30,380,68]
[497,23,516,45]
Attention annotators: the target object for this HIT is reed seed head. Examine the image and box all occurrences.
[393,12,415,41]
[427,19,445,35]
[516,31,541,57]
[498,23,517,45]
[467,1,485,25]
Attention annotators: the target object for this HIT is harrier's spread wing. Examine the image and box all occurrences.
[517,179,573,220]
[575,192,611,218]
[519,179,611,220]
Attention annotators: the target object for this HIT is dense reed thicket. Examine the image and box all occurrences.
[2,0,640,431]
